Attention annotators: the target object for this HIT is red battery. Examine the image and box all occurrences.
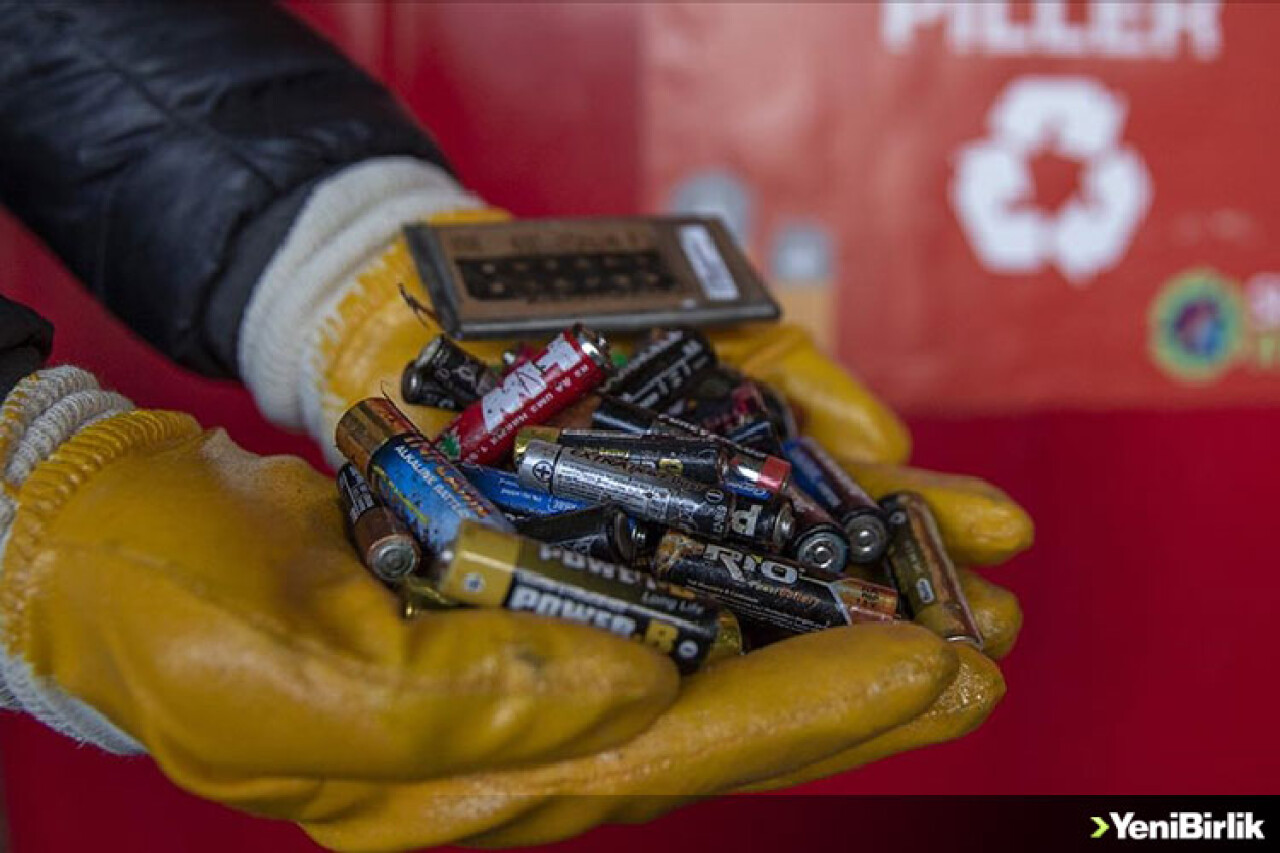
[435,325,613,465]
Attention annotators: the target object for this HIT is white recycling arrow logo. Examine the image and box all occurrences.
[950,76,1153,285]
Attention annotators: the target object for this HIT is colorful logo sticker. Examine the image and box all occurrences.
[1149,269,1245,382]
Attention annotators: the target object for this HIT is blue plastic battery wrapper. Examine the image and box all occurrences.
[368,434,514,552]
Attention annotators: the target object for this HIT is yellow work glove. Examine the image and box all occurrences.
[231,213,1031,849]
[0,364,1019,852]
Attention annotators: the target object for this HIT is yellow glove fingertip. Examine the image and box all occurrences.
[739,644,1004,793]
[960,569,1023,661]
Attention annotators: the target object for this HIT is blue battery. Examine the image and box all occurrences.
[366,434,514,552]
[460,463,592,516]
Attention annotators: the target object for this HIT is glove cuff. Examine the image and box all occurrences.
[238,157,484,435]
[0,367,198,754]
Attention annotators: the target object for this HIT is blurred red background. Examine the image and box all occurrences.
[0,3,1275,851]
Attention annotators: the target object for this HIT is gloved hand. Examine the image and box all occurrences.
[0,364,1026,852]
[221,170,1032,847]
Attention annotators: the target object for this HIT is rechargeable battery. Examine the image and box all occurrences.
[600,327,717,411]
[513,504,654,565]
[514,426,729,484]
[336,464,421,581]
[517,440,735,539]
[652,533,900,639]
[426,521,741,672]
[435,324,613,464]
[459,463,592,517]
[881,492,983,649]
[335,398,513,554]
[401,334,500,408]
[782,437,889,564]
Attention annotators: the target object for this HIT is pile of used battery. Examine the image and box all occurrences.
[335,324,980,675]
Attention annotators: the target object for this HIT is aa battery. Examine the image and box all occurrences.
[881,492,983,649]
[427,520,740,673]
[600,327,716,411]
[785,485,852,573]
[652,533,899,639]
[458,463,592,518]
[515,426,729,484]
[553,394,793,495]
[435,324,613,465]
[517,439,735,539]
[782,437,889,564]
[335,398,513,554]
[401,334,500,408]
[336,463,421,581]
[513,504,652,565]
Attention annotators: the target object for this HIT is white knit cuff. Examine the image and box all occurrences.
[0,367,143,754]
[238,157,482,437]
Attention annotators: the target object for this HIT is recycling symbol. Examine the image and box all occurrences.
[950,76,1153,285]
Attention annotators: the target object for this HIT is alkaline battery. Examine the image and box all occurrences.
[401,334,500,408]
[459,463,592,517]
[782,437,889,564]
[551,394,793,495]
[600,327,717,411]
[336,463,421,581]
[515,426,729,484]
[517,439,735,539]
[513,504,653,565]
[651,532,899,640]
[424,520,741,673]
[434,324,613,464]
[881,492,983,649]
[784,485,852,573]
[335,398,513,554]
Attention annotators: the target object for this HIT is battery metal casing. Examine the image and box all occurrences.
[517,440,735,539]
[516,427,729,485]
[881,492,983,649]
[336,398,513,554]
[429,521,739,673]
[336,463,421,580]
[435,325,612,464]
[652,533,899,638]
[782,436,889,564]
[601,327,716,411]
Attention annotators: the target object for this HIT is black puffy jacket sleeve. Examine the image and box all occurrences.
[0,0,450,377]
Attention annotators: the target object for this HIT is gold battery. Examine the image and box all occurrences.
[881,491,983,649]
[336,397,419,476]
[425,520,738,673]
